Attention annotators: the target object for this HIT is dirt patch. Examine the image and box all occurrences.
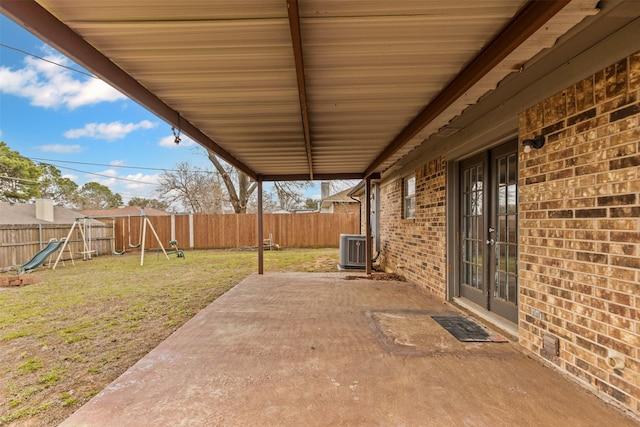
[345,272,406,281]
[367,310,510,357]
[313,256,336,271]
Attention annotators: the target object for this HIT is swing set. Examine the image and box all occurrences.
[109,215,144,255]
[52,214,175,269]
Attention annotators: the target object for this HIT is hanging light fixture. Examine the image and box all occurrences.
[522,135,545,153]
[172,114,182,145]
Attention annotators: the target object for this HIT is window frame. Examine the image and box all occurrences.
[403,173,416,219]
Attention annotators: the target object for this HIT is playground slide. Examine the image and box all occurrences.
[17,240,65,275]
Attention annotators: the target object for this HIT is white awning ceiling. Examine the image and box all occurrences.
[1,0,600,180]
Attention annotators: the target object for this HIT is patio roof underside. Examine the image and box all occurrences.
[2,0,600,181]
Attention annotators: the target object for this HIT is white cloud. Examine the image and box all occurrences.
[89,169,159,195]
[0,46,126,109]
[64,120,156,141]
[159,134,195,148]
[91,168,119,187]
[110,159,126,166]
[36,144,83,153]
[62,173,78,181]
[122,172,161,190]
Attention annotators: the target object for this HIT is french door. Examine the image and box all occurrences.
[459,140,518,323]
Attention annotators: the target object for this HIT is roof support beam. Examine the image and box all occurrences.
[260,172,379,182]
[257,177,264,275]
[364,0,571,177]
[0,0,258,180]
[287,0,314,179]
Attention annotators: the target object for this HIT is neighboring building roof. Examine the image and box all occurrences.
[79,206,171,217]
[319,188,358,210]
[0,201,86,225]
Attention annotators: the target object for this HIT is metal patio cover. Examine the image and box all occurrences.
[1,1,599,181]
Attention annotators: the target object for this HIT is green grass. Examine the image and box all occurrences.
[0,248,338,426]
[16,358,42,375]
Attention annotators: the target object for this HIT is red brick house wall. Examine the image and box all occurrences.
[378,158,447,300]
[374,52,639,417]
[518,52,640,415]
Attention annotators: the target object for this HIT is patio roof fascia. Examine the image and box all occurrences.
[260,172,379,182]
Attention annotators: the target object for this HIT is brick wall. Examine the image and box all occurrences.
[378,158,447,299]
[519,52,640,415]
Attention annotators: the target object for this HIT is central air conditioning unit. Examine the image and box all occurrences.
[339,234,367,269]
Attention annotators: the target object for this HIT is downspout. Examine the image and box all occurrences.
[347,193,362,234]
[348,181,380,266]
[365,177,372,275]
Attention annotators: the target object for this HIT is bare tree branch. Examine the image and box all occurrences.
[207,151,256,213]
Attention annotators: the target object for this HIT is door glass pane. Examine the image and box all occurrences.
[464,169,470,193]
[508,153,517,214]
[508,153,517,183]
[507,273,517,304]
[461,163,484,291]
[494,152,518,305]
[497,157,506,214]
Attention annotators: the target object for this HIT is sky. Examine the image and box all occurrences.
[0,14,323,205]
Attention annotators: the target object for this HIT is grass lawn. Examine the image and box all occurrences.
[0,248,339,426]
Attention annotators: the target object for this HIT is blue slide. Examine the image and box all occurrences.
[17,240,65,275]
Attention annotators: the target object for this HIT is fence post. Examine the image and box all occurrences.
[189,214,194,249]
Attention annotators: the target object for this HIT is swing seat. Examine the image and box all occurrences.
[127,215,143,248]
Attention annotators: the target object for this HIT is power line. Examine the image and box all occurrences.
[0,43,98,79]
[29,156,217,175]
[29,157,178,172]
[55,165,158,185]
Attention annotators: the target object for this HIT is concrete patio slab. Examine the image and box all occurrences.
[60,273,637,426]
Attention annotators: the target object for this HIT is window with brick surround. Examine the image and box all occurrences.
[404,174,416,219]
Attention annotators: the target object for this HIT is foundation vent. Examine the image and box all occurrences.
[541,334,560,363]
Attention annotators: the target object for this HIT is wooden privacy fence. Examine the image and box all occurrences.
[1,212,359,270]
[0,222,113,270]
[114,212,359,251]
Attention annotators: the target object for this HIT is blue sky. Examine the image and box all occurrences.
[0,15,323,204]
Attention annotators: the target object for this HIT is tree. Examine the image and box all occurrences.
[156,161,224,213]
[38,163,79,207]
[304,198,319,210]
[127,197,169,211]
[207,152,257,214]
[260,191,280,212]
[272,181,312,211]
[325,180,359,196]
[75,182,123,209]
[0,142,42,202]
